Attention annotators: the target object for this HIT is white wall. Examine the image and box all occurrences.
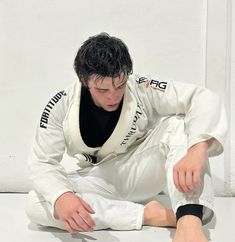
[0,0,232,195]
[230,0,235,193]
[205,0,232,195]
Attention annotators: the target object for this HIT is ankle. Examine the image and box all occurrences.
[177,215,202,229]
[143,201,176,227]
[144,204,156,224]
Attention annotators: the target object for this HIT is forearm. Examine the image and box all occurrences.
[29,153,73,206]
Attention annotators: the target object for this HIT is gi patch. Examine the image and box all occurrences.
[136,77,167,92]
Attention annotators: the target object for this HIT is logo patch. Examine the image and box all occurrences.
[136,77,167,92]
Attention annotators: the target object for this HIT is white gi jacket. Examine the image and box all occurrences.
[29,74,227,209]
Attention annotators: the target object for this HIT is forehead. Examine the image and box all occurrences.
[89,73,127,88]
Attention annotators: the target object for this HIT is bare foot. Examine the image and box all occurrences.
[144,200,176,227]
[173,215,208,242]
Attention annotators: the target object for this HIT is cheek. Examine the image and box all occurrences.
[118,89,125,98]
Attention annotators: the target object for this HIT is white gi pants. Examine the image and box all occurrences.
[26,116,214,230]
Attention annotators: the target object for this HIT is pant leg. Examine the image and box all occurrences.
[26,178,144,231]
[116,115,214,224]
[164,116,214,225]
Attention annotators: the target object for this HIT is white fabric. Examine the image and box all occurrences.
[27,116,214,230]
[28,74,227,208]
[26,74,227,230]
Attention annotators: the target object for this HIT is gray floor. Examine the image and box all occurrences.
[0,193,234,242]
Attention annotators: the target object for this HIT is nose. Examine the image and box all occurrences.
[107,90,118,103]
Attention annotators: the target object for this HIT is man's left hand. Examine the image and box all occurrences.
[173,140,213,193]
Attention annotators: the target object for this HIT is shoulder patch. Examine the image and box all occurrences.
[136,77,167,92]
[40,90,67,129]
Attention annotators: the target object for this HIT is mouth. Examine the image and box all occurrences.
[107,103,118,108]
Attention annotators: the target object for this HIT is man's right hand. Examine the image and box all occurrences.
[54,192,95,233]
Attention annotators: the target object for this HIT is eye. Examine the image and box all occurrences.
[97,89,108,93]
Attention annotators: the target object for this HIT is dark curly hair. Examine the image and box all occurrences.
[74,33,133,84]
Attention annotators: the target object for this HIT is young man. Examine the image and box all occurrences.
[26,33,227,242]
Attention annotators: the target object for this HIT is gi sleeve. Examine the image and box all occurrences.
[28,89,74,209]
[136,76,228,156]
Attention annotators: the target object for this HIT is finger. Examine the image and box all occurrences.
[67,217,82,232]
[179,171,189,193]
[193,170,201,189]
[77,213,94,232]
[72,213,93,232]
[78,209,95,229]
[173,168,181,192]
[63,220,77,234]
[185,171,194,191]
[79,197,95,213]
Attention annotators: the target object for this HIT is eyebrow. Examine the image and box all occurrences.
[95,80,127,90]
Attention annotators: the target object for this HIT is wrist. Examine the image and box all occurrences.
[188,141,209,153]
[55,191,74,205]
